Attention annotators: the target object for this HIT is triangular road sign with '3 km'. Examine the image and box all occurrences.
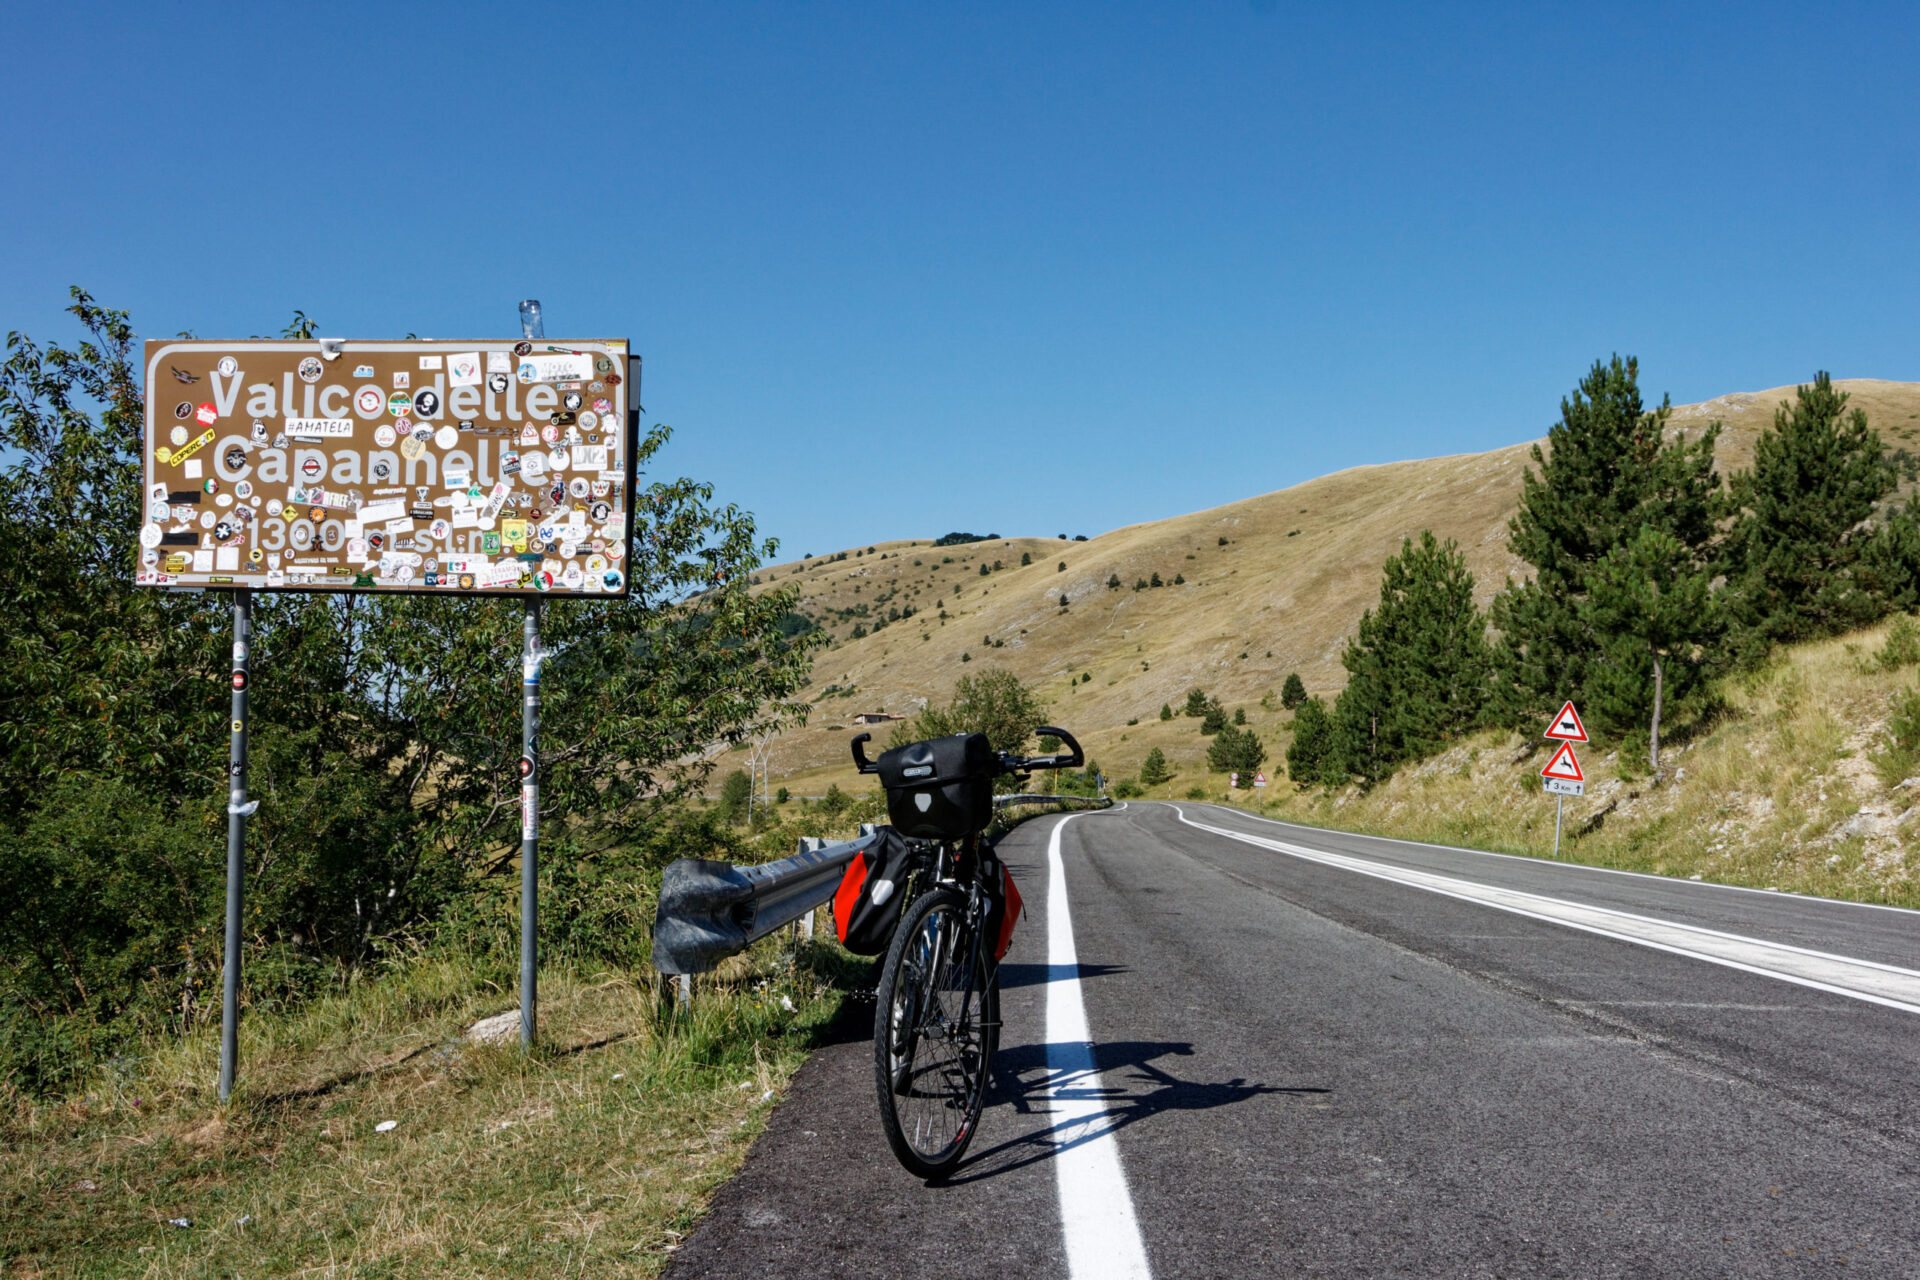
[1540,741,1585,782]
[1544,700,1588,742]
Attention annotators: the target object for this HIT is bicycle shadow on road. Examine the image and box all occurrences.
[935,1039,1324,1185]
[994,961,1130,991]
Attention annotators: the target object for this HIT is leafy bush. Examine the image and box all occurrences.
[1112,780,1143,799]
[1184,785,1208,800]
[716,770,752,824]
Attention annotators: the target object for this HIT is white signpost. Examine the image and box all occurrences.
[1540,705,1588,855]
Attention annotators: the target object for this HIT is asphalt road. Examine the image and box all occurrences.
[665,802,1920,1278]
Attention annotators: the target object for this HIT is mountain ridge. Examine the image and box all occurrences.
[744,378,1920,791]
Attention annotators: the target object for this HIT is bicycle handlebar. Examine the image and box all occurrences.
[1002,726,1084,772]
[849,726,1085,775]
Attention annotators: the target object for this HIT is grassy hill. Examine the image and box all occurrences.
[740,379,1920,796]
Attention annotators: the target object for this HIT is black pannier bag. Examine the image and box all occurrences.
[875,732,997,840]
[832,826,917,955]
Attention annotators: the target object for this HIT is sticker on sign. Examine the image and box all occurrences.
[286,418,355,439]
[1543,777,1585,797]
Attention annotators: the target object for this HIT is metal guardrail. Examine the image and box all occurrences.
[994,793,1113,811]
[651,826,881,975]
[650,798,1112,975]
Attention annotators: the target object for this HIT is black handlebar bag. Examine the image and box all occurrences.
[875,733,996,841]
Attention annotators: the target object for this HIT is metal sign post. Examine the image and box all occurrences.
[218,589,257,1103]
[521,598,541,1046]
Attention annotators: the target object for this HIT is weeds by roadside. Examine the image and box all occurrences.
[2,934,865,1279]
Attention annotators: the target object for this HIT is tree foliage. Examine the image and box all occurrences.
[1285,696,1339,786]
[1280,673,1307,710]
[893,667,1049,768]
[1206,724,1266,776]
[1723,373,1900,655]
[1488,356,1721,727]
[0,291,821,1093]
[1138,746,1172,786]
[1580,526,1720,773]
[1328,532,1489,787]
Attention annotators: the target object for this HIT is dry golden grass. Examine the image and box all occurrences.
[1147,617,1920,907]
[745,379,1920,803]
[1,942,859,1279]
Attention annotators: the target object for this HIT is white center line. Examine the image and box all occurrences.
[1045,812,1153,1280]
[1173,805,1920,1017]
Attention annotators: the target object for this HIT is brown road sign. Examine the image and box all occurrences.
[137,339,636,596]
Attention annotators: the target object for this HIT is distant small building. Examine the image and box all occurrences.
[850,712,906,726]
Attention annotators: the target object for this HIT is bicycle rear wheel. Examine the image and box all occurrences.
[873,887,998,1179]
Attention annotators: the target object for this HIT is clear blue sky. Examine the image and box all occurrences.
[6,2,1917,559]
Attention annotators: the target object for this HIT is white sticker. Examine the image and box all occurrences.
[140,524,162,548]
[444,468,471,489]
[516,353,594,383]
[419,355,443,369]
[482,482,510,521]
[216,546,239,571]
[358,500,406,524]
[193,549,214,572]
[573,445,607,471]
[434,425,458,449]
[452,508,479,529]
[487,351,512,373]
[447,352,482,387]
[184,459,203,479]
[384,517,414,535]
[286,418,355,439]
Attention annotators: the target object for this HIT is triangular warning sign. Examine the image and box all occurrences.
[1540,741,1584,782]
[1544,700,1588,742]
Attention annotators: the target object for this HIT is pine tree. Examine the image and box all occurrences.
[1107,573,1122,591]
[1330,531,1489,786]
[1183,688,1209,717]
[1200,703,1227,734]
[1581,526,1720,776]
[1207,724,1266,776]
[1139,746,1172,786]
[1724,373,1899,655]
[1489,356,1721,726]
[1280,672,1306,710]
[1860,500,1920,616]
[1285,697,1338,785]
[1159,702,1173,721]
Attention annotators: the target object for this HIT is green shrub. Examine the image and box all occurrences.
[1872,685,1920,788]
[1873,615,1920,671]
[1185,785,1208,800]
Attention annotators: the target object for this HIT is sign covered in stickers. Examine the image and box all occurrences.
[135,339,637,596]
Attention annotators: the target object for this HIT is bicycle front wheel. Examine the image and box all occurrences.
[873,887,999,1179]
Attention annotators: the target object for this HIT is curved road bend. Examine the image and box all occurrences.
[666,801,1920,1278]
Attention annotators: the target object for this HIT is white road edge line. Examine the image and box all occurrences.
[1045,812,1153,1280]
[1203,802,1920,916]
[1170,806,1920,1018]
